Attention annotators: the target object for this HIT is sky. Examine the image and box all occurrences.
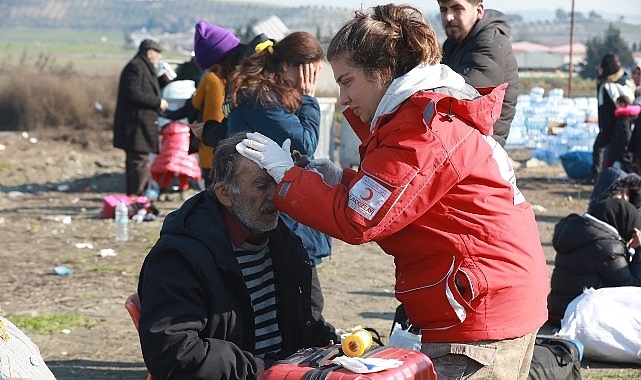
[237,0,641,23]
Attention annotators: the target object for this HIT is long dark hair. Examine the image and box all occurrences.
[229,31,324,112]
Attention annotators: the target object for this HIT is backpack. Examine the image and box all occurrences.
[528,335,583,380]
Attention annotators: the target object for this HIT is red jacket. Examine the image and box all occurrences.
[274,84,548,342]
[151,121,202,182]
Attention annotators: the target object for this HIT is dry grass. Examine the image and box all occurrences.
[0,62,116,145]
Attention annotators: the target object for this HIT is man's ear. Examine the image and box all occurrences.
[476,3,484,20]
[214,183,233,208]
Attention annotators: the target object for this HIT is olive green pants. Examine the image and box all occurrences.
[421,330,538,380]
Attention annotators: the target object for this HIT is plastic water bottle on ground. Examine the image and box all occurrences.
[115,201,129,241]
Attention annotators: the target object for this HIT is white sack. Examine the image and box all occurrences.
[558,287,641,364]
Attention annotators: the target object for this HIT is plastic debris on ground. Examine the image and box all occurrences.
[99,249,117,257]
[54,266,72,275]
[531,204,548,214]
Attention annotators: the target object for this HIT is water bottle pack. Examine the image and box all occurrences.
[505,88,598,158]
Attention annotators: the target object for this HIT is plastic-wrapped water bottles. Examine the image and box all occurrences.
[115,202,129,241]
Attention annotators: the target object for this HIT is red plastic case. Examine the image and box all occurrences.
[258,345,436,380]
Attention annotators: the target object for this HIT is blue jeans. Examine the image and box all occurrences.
[421,331,538,379]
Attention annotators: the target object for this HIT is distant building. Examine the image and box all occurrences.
[251,15,289,41]
[512,41,586,72]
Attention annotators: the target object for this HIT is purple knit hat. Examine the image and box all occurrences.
[193,21,240,70]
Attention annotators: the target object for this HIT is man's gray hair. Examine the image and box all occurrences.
[211,132,247,193]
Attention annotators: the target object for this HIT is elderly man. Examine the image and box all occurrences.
[113,38,168,196]
[438,0,518,147]
[136,132,338,380]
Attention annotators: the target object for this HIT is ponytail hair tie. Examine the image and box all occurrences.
[255,40,274,54]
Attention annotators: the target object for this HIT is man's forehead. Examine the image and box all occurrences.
[235,156,271,181]
[439,0,473,6]
[236,156,260,174]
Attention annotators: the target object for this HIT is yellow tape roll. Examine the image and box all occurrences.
[341,329,373,357]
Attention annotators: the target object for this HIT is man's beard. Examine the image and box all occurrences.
[445,23,464,42]
[230,192,279,233]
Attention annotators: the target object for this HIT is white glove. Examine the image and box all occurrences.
[236,132,294,183]
[310,158,342,186]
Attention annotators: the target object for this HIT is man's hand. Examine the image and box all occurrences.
[159,98,169,112]
[310,158,342,186]
[236,132,294,183]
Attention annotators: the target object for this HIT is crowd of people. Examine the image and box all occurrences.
[2,0,639,378]
[1,1,626,380]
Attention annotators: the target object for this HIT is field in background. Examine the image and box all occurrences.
[0,27,596,98]
[0,28,190,75]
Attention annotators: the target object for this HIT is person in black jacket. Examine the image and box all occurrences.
[592,53,635,179]
[438,0,518,147]
[136,132,338,380]
[603,95,641,173]
[547,197,641,327]
[113,39,168,196]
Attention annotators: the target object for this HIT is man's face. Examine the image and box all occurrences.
[228,157,279,234]
[439,0,484,43]
[146,49,163,68]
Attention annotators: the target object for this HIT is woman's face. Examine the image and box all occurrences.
[331,56,387,124]
[283,60,323,88]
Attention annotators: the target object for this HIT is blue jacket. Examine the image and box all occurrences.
[227,93,320,158]
[227,93,331,265]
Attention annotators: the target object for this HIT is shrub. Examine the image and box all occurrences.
[0,62,117,134]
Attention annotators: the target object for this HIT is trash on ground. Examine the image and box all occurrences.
[99,249,117,257]
[54,266,72,276]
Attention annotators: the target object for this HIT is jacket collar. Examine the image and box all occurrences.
[582,212,621,237]
[371,64,466,131]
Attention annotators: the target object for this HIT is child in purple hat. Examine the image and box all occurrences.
[188,21,242,186]
[193,20,241,71]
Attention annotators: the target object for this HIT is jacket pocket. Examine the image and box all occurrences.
[395,256,474,330]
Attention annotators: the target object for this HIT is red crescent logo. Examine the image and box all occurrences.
[360,188,374,201]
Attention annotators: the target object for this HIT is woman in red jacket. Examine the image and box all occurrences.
[237,4,548,379]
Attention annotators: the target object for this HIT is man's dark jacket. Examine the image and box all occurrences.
[113,51,162,153]
[547,210,641,326]
[442,9,518,147]
[137,190,338,380]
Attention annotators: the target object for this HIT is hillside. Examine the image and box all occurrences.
[0,0,352,40]
[1,0,639,48]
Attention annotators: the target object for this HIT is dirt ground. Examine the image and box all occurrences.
[1,129,640,379]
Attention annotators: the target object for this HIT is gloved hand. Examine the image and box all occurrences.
[236,132,294,183]
[310,158,343,186]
